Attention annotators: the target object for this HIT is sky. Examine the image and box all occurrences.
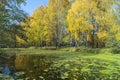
[21,0,48,16]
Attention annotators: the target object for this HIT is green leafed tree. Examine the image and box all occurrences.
[0,0,26,47]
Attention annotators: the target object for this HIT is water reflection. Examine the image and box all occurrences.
[0,54,58,80]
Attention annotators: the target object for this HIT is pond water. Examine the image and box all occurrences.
[0,53,120,80]
[0,54,60,80]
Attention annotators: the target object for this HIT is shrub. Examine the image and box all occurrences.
[111,48,120,54]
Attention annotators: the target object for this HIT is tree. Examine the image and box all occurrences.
[67,0,119,48]
[44,0,71,48]
[0,0,26,47]
[23,6,47,47]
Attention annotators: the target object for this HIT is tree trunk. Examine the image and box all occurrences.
[92,31,95,48]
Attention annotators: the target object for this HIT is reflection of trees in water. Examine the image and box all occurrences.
[0,54,60,79]
[15,55,27,70]
[0,55,15,68]
[15,55,55,79]
[0,54,17,79]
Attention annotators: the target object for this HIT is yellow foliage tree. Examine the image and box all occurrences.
[44,0,71,47]
[67,0,118,47]
[24,6,47,47]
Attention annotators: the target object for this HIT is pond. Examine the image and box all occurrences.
[0,53,120,80]
[0,54,60,80]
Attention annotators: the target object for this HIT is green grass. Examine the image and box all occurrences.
[1,47,120,68]
[0,47,119,57]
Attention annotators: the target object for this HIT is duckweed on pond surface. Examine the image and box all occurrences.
[0,53,120,80]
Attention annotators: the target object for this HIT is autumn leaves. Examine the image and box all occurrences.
[20,0,120,48]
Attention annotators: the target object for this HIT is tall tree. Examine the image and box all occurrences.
[0,0,26,47]
[24,6,47,47]
[67,0,119,48]
[44,0,71,48]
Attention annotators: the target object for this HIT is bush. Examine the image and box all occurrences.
[106,36,120,48]
[72,47,100,54]
[99,48,112,54]
[86,48,100,53]
[111,48,120,54]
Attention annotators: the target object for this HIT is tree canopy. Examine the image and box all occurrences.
[1,0,120,48]
[0,0,26,47]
